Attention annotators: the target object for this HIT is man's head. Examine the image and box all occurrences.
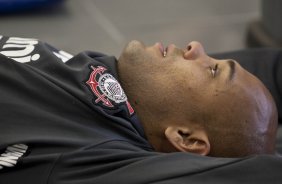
[117,40,278,157]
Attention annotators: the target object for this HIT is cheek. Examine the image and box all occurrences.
[173,67,209,97]
[166,77,209,113]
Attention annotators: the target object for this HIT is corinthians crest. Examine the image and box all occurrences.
[98,73,126,103]
[86,65,134,115]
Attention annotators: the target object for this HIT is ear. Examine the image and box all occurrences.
[164,126,210,156]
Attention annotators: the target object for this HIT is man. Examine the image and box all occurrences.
[118,40,278,157]
[0,35,281,183]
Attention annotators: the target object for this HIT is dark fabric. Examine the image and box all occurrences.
[1,35,282,184]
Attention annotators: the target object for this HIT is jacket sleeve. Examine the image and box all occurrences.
[48,141,282,184]
[211,48,282,123]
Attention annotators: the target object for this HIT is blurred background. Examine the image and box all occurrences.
[0,0,279,57]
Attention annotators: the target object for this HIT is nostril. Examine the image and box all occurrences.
[187,45,192,51]
[184,41,206,60]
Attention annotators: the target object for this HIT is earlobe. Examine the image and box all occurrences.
[184,138,210,155]
[165,126,210,155]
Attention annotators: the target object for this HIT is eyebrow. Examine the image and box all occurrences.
[227,60,235,81]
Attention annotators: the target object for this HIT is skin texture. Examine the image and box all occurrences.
[117,40,278,157]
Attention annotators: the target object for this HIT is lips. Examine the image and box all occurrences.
[157,42,164,54]
[156,42,167,57]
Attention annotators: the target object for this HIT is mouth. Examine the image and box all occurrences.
[156,42,167,57]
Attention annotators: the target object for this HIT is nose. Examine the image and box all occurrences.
[184,41,207,60]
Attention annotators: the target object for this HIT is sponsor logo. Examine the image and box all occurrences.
[0,36,73,63]
[0,37,40,63]
[0,144,28,170]
[53,50,73,63]
[86,65,134,115]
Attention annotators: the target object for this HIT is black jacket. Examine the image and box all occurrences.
[0,35,281,184]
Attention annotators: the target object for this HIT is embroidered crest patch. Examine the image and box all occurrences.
[86,65,134,115]
[98,73,127,104]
